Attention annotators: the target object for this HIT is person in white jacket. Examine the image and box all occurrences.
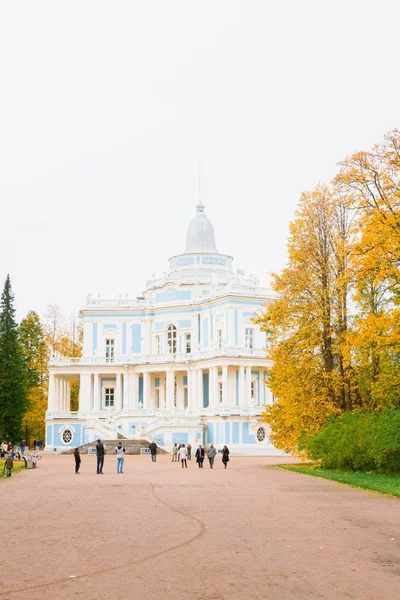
[178,444,188,468]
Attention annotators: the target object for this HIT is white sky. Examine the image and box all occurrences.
[1,0,399,320]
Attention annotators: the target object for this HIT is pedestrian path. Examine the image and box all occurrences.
[1,455,399,600]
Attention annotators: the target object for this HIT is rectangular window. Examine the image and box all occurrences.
[245,328,254,349]
[185,333,191,354]
[155,389,160,408]
[251,381,255,400]
[184,387,188,409]
[217,329,223,349]
[105,339,115,362]
[155,335,161,355]
[105,388,115,407]
[218,382,223,403]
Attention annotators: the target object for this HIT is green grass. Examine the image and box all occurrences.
[277,463,400,498]
[0,459,26,479]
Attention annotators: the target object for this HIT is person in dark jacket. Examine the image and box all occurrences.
[187,444,192,460]
[222,445,230,469]
[3,455,13,477]
[74,447,81,474]
[149,442,157,462]
[195,445,205,468]
[96,439,106,474]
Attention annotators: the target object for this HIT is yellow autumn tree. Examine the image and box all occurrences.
[19,311,49,442]
[255,185,356,452]
[257,129,400,452]
[337,129,400,409]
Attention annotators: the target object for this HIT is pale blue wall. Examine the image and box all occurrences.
[132,324,141,353]
[172,432,189,445]
[242,422,256,443]
[232,422,240,443]
[52,424,84,447]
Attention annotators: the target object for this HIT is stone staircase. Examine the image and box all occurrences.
[62,439,167,455]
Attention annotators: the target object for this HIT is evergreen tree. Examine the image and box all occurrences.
[0,275,27,441]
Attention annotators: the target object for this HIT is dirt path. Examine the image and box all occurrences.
[1,454,399,599]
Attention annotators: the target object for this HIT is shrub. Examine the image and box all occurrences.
[299,409,400,473]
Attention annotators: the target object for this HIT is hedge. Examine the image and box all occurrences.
[298,409,400,473]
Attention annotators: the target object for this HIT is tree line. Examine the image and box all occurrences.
[256,129,400,453]
[0,275,82,443]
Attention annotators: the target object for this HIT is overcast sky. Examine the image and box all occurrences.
[1,0,399,320]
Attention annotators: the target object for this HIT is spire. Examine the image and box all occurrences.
[196,200,205,213]
[196,162,204,213]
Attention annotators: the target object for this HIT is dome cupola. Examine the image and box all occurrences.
[184,201,218,254]
[167,202,233,282]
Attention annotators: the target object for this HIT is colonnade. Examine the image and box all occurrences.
[47,364,260,414]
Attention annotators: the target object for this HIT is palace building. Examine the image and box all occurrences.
[45,202,281,455]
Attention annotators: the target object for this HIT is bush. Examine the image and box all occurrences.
[299,409,400,473]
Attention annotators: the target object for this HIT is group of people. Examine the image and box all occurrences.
[1,438,42,459]
[73,439,230,473]
[74,440,126,474]
[1,439,28,477]
[171,442,230,469]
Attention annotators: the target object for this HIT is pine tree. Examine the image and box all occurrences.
[0,275,27,442]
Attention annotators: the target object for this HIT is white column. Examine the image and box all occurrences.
[187,370,193,410]
[93,373,100,411]
[143,372,150,408]
[66,380,71,412]
[245,366,252,406]
[209,367,216,407]
[239,366,245,407]
[61,378,66,411]
[147,319,152,354]
[116,373,122,410]
[159,374,166,409]
[123,370,129,409]
[130,371,139,409]
[79,374,92,412]
[222,365,229,405]
[197,368,203,410]
[166,370,174,410]
[176,374,184,410]
[148,375,155,409]
[48,373,56,411]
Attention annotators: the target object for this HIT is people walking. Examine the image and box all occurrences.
[222,445,230,469]
[20,439,26,455]
[3,454,13,477]
[178,444,188,468]
[195,445,205,468]
[96,439,106,474]
[149,441,157,462]
[74,447,81,474]
[207,443,217,469]
[172,443,178,462]
[187,443,192,460]
[115,443,125,473]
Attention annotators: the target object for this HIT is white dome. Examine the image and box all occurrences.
[184,202,218,254]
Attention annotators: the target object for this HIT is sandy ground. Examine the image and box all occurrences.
[1,453,400,600]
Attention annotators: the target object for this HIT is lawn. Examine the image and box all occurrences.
[278,463,400,498]
[0,459,26,479]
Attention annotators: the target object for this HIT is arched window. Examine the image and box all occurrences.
[167,325,177,354]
